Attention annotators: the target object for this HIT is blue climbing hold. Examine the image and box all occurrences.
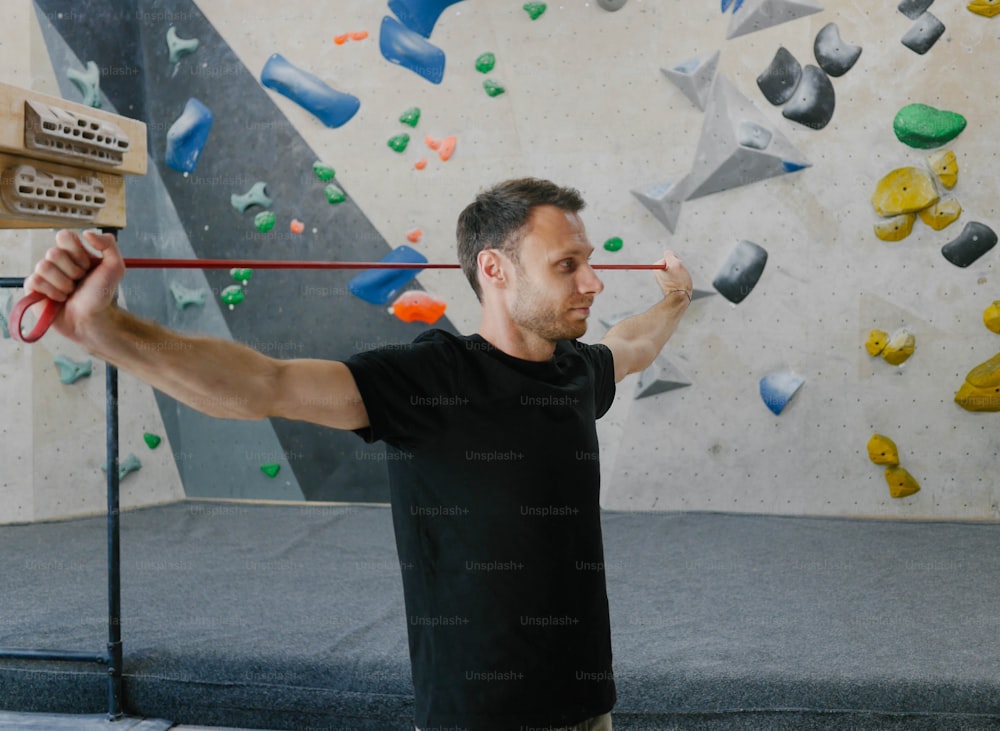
[379,15,446,84]
[782,160,809,173]
[722,0,735,10]
[388,0,465,38]
[349,245,428,305]
[165,98,214,173]
[260,53,360,128]
[759,372,805,415]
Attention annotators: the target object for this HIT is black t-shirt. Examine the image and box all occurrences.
[345,329,617,731]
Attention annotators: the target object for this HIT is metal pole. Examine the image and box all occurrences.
[105,361,123,720]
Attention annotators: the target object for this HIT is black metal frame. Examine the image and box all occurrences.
[0,244,125,719]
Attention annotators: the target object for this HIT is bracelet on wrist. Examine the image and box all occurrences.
[668,289,692,302]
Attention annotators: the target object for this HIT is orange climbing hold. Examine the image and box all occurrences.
[425,135,441,150]
[438,136,457,162]
[334,34,349,45]
[290,219,305,234]
[406,228,423,243]
[350,30,369,40]
[389,291,447,324]
[415,158,428,170]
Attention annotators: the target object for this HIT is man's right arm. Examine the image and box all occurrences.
[25,229,369,431]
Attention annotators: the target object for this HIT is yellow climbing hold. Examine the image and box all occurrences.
[927,149,958,189]
[881,329,915,365]
[954,351,1000,412]
[984,301,1000,334]
[967,351,1000,387]
[918,198,962,231]
[968,0,1000,17]
[884,466,920,499]
[874,213,915,242]
[872,167,939,217]
[867,433,900,466]
[865,329,889,356]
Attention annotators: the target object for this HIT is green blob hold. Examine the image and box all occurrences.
[388,133,411,153]
[893,104,967,149]
[325,183,346,204]
[483,79,506,98]
[475,52,496,74]
[143,432,162,449]
[399,107,421,127]
[254,210,276,232]
[230,267,253,284]
[221,285,245,308]
[260,463,281,478]
[524,2,547,20]
[313,161,336,181]
[603,236,624,252]
[54,355,93,385]
[66,60,101,108]
[166,26,200,64]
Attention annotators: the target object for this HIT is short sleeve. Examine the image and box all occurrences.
[343,338,456,449]
[573,342,617,419]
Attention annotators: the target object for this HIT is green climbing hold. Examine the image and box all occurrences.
[221,285,245,308]
[399,107,421,127]
[483,79,506,98]
[102,453,142,481]
[169,281,207,310]
[604,236,624,252]
[260,463,281,478]
[254,211,276,232]
[166,26,200,64]
[230,268,253,285]
[388,133,410,153]
[313,161,336,181]
[325,183,346,204]
[893,104,967,149]
[66,60,101,108]
[143,433,162,449]
[54,355,92,384]
[475,52,496,74]
[524,2,547,20]
[230,181,272,213]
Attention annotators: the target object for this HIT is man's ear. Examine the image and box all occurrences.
[477,249,509,294]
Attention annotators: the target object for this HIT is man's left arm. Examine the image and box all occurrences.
[599,251,693,383]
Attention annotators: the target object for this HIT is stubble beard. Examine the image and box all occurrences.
[510,281,590,343]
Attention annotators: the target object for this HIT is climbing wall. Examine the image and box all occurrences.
[5,0,999,520]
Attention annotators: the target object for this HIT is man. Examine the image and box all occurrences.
[25,178,691,731]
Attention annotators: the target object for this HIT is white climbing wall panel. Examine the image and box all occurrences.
[5,0,999,520]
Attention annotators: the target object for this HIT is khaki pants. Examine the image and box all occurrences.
[416,712,612,731]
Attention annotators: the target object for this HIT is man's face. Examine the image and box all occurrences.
[505,205,605,342]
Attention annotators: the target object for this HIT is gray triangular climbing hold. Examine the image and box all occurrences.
[635,359,691,399]
[631,177,690,233]
[661,50,720,111]
[727,0,824,40]
[685,76,811,200]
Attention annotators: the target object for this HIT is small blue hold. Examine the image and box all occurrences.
[165,98,213,173]
[379,15,446,84]
[721,0,735,10]
[759,372,804,415]
[260,53,360,128]
[388,0,465,38]
[349,246,428,305]
[782,160,809,173]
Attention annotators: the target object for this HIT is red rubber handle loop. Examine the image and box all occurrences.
[9,291,62,343]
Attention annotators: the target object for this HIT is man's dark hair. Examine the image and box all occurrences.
[456,178,585,301]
